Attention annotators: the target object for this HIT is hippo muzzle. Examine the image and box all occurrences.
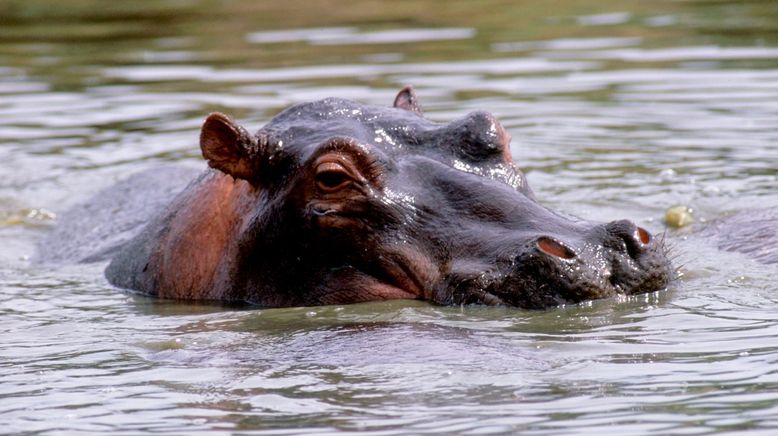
[406,156,672,309]
[488,220,670,308]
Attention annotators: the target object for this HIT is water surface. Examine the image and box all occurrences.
[2,0,778,433]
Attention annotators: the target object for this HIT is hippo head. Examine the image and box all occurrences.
[199,87,672,309]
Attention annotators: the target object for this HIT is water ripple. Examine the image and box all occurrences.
[2,0,778,433]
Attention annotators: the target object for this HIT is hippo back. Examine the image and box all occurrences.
[37,166,201,264]
[704,207,778,265]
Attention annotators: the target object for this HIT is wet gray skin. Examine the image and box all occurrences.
[47,88,674,309]
[702,207,778,266]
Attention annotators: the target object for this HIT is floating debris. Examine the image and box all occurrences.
[665,205,694,228]
[1,208,57,226]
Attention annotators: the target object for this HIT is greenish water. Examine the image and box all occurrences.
[2,0,778,433]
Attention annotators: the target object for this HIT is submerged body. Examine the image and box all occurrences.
[42,88,676,309]
[703,207,778,265]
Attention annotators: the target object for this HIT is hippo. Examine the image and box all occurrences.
[39,87,674,309]
[701,207,778,265]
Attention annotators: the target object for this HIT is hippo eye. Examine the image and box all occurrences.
[315,162,352,192]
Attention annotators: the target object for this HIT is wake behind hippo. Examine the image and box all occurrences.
[42,87,673,309]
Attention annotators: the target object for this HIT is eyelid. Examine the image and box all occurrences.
[307,139,384,188]
[314,154,364,182]
[311,151,379,194]
[315,160,354,192]
[316,161,349,175]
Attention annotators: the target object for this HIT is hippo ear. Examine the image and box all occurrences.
[200,112,260,182]
[393,85,423,114]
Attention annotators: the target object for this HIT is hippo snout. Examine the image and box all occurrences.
[475,220,671,309]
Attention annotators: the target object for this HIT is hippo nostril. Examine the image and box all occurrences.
[605,220,652,259]
[536,236,576,260]
[637,226,651,246]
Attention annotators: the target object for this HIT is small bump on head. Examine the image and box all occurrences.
[448,111,513,164]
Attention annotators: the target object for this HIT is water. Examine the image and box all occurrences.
[2,0,778,433]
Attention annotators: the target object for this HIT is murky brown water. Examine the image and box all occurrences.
[2,0,778,433]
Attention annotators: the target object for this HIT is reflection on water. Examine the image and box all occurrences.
[1,0,778,433]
